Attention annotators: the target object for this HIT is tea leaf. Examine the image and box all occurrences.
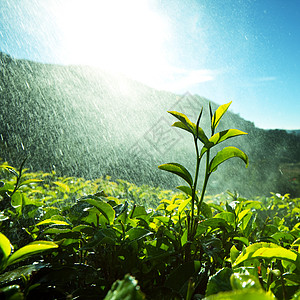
[7,241,58,266]
[230,273,261,290]
[53,181,70,193]
[211,101,232,130]
[201,129,247,156]
[158,163,193,187]
[36,219,70,226]
[0,233,12,270]
[205,267,233,296]
[209,147,249,173]
[82,198,115,225]
[168,111,195,133]
[204,289,276,300]
[178,198,191,214]
[233,242,300,268]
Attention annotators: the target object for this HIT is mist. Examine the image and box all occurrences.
[1,53,299,197]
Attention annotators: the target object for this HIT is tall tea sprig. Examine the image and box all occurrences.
[158,101,249,243]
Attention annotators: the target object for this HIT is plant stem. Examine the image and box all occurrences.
[190,137,201,239]
[198,149,210,210]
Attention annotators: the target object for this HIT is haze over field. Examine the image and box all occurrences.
[1,53,300,197]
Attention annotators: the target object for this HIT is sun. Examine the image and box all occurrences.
[52,0,169,84]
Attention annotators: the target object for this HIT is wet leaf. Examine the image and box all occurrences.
[0,233,12,270]
[201,129,247,156]
[204,289,275,300]
[82,198,115,225]
[211,101,232,130]
[158,163,193,187]
[233,242,300,268]
[36,219,70,226]
[53,181,70,193]
[230,273,261,290]
[206,267,233,296]
[209,147,249,173]
[7,241,58,266]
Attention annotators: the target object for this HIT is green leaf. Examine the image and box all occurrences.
[201,129,247,156]
[82,198,115,225]
[104,274,145,300]
[204,289,275,300]
[214,212,236,227]
[19,179,43,187]
[158,163,193,187]
[165,260,201,296]
[233,237,249,246]
[178,198,191,214]
[0,285,22,299]
[177,185,199,203]
[168,111,195,133]
[209,147,249,173]
[172,121,209,144]
[233,242,300,268]
[126,228,152,242]
[211,101,232,130]
[0,233,12,270]
[7,241,58,266]
[131,206,148,218]
[199,218,232,231]
[172,121,194,135]
[53,181,70,193]
[200,202,213,218]
[230,245,240,265]
[230,273,261,290]
[177,185,193,197]
[206,267,233,296]
[166,203,178,212]
[11,192,22,209]
[36,219,71,227]
[169,109,209,144]
[72,225,95,235]
[82,228,118,249]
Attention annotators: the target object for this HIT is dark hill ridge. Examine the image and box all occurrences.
[1,52,299,196]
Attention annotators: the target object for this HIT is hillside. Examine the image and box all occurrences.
[1,52,299,196]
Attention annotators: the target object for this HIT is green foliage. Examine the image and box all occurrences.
[159,101,248,254]
[104,274,145,300]
[0,102,299,299]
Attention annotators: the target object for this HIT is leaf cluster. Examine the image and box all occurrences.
[0,102,299,299]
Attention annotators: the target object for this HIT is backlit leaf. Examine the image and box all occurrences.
[206,267,233,296]
[201,129,247,156]
[204,289,276,300]
[53,181,70,193]
[209,147,249,173]
[211,101,232,130]
[233,242,300,268]
[7,241,58,266]
[168,111,194,134]
[36,219,70,226]
[19,179,43,187]
[82,198,115,225]
[170,110,209,144]
[178,198,191,214]
[158,163,193,187]
[0,233,12,270]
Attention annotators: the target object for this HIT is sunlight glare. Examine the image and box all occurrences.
[53,0,169,85]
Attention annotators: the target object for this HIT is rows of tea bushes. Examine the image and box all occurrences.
[0,160,299,299]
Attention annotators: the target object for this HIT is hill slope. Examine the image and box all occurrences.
[1,52,299,196]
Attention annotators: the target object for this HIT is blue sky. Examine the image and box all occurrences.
[0,0,299,129]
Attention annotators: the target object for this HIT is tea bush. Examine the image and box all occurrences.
[0,102,299,299]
